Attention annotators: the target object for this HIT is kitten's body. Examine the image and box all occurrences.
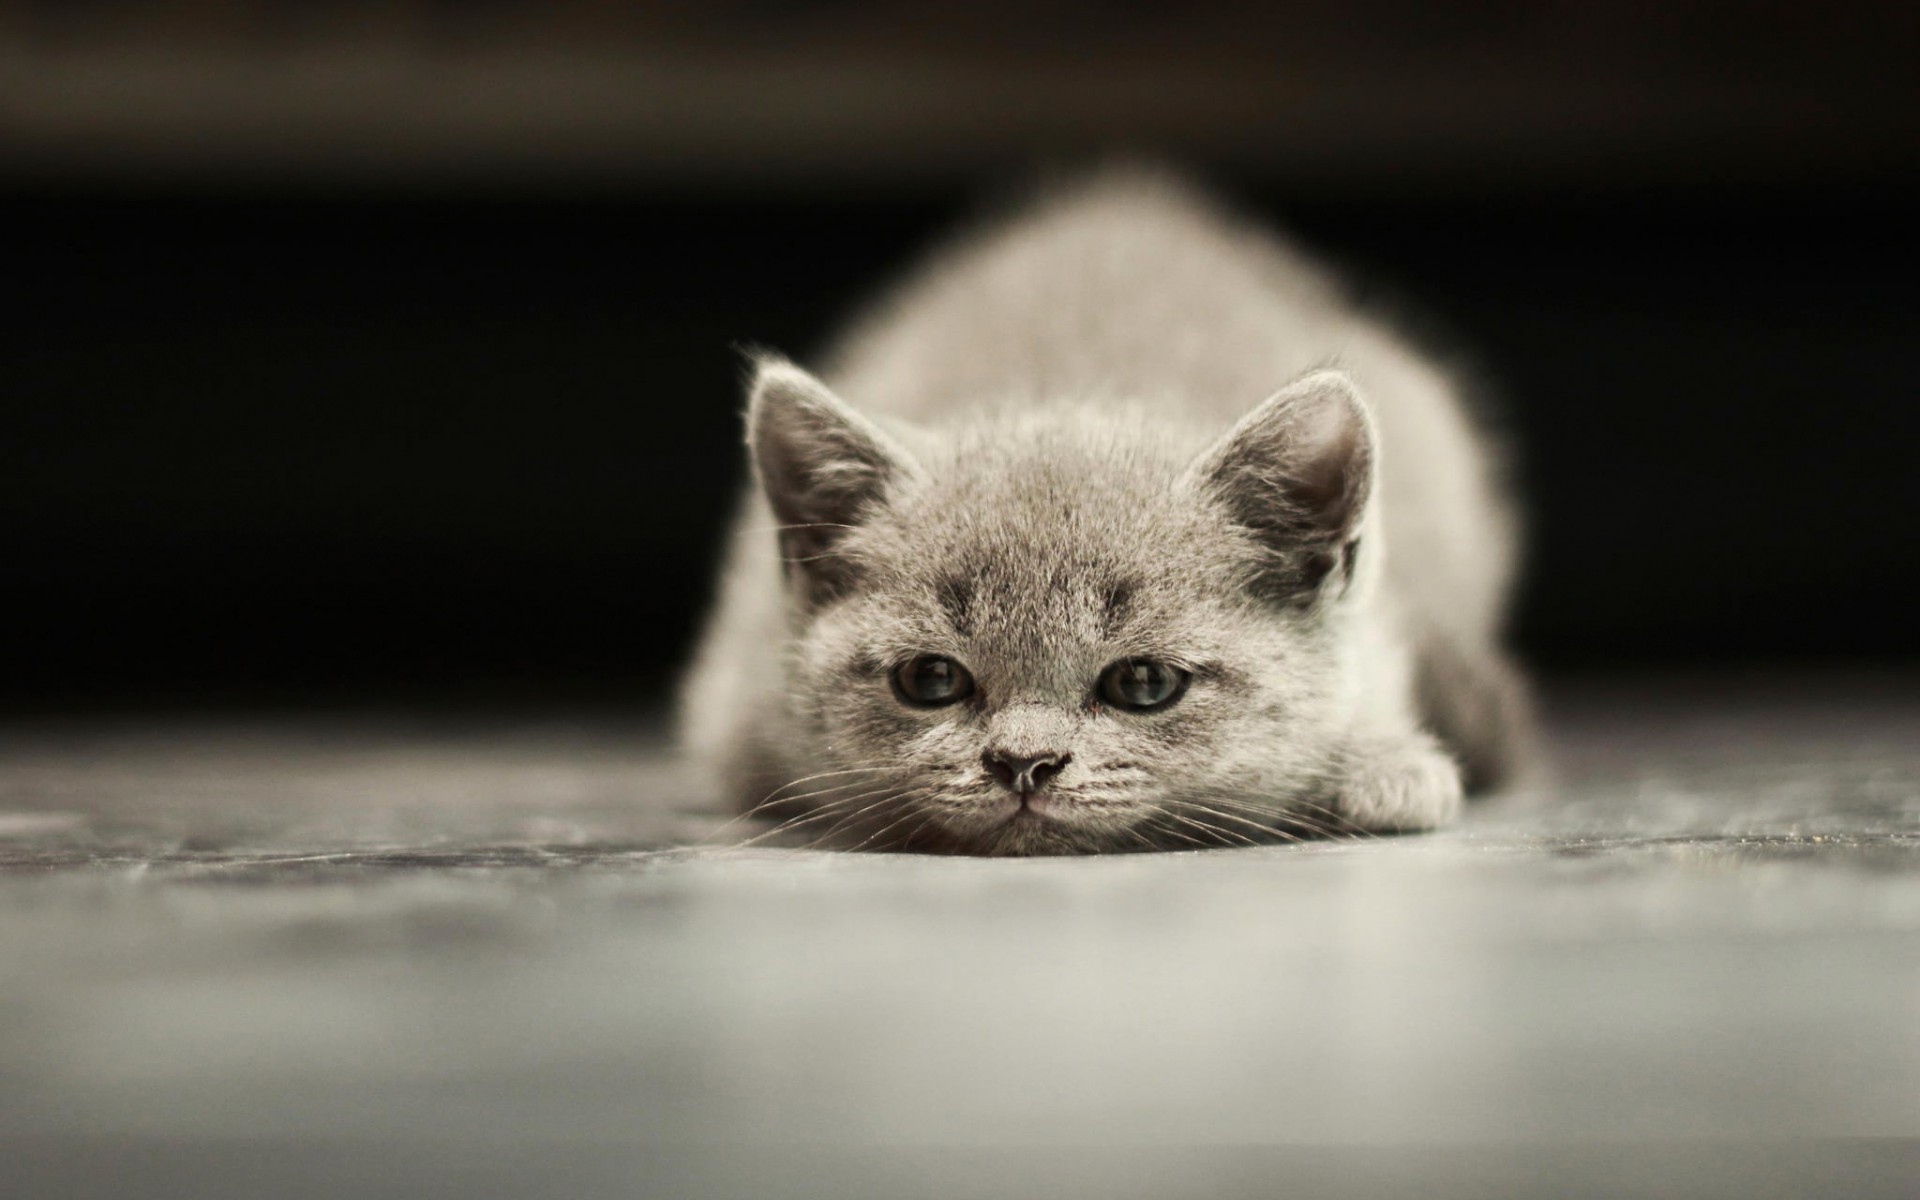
[681,170,1533,854]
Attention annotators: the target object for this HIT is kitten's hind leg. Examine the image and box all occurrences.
[1413,634,1539,793]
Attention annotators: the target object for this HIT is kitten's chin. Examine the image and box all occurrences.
[930,799,1144,857]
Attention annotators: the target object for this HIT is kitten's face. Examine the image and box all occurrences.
[749,363,1372,855]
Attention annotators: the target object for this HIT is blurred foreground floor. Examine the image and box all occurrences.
[0,672,1915,1198]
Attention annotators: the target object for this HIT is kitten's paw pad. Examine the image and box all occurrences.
[1335,738,1464,832]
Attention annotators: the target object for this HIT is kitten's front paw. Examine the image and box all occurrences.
[1333,735,1464,832]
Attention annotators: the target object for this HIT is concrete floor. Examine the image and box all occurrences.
[0,671,1915,1197]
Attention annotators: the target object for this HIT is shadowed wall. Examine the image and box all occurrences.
[5,1,1916,708]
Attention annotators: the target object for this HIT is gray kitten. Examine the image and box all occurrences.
[679,168,1534,855]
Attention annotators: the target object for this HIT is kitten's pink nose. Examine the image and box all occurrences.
[983,750,1071,795]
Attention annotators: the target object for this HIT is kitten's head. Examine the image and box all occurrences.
[748,357,1375,855]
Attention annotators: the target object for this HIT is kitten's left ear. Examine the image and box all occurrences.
[1185,369,1376,601]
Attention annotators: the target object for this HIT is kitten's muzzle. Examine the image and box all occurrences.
[982,749,1071,796]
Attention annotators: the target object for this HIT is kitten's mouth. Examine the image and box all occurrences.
[1003,793,1065,824]
[966,795,1123,857]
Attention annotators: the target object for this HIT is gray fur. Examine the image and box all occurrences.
[679,168,1534,855]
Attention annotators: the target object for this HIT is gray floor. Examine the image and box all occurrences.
[1,671,1916,1198]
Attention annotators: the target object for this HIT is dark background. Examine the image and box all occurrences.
[4,2,1917,712]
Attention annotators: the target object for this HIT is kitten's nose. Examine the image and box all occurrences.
[983,749,1071,795]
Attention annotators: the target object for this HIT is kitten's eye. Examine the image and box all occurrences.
[1098,659,1190,712]
[892,655,976,707]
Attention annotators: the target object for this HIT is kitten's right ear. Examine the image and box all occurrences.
[747,356,920,601]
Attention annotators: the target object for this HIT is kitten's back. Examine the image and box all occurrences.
[826,168,1347,424]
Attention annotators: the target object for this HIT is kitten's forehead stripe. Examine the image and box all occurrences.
[1101,581,1136,637]
[937,576,975,638]
[881,441,1248,680]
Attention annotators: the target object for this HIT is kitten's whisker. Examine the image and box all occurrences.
[766,778,950,851]
[847,794,942,852]
[1162,819,1245,849]
[701,763,902,844]
[718,788,885,843]
[1261,794,1379,838]
[893,805,951,853]
[844,808,925,854]
[743,764,895,811]
[1157,807,1260,848]
[1121,823,1173,853]
[1165,807,1265,848]
[744,521,862,535]
[1173,800,1292,841]
[1138,819,1205,849]
[1183,803,1310,841]
[1179,789,1377,841]
[810,794,921,852]
[1274,798,1377,838]
[732,782,911,849]
[801,788,933,850]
